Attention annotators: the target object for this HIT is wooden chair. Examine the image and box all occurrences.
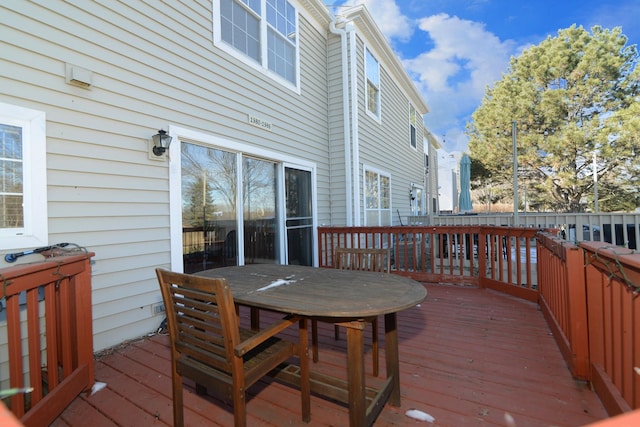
[156,269,310,427]
[311,247,391,377]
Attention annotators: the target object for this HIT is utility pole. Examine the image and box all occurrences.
[512,121,519,226]
[593,152,599,212]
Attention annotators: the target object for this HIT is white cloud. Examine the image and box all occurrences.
[414,14,511,95]
[403,14,517,152]
[340,0,414,42]
[337,2,519,153]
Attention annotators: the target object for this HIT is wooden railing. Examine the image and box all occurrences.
[536,233,590,380]
[318,226,640,419]
[537,233,640,415]
[0,253,95,426]
[581,241,640,415]
[318,225,541,301]
[410,212,640,249]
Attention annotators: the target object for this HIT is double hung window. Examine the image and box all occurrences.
[365,48,381,119]
[218,0,298,86]
[364,167,390,226]
[0,103,47,249]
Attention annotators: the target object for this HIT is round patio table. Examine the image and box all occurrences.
[199,264,427,427]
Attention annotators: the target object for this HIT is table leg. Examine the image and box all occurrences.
[345,320,366,426]
[250,307,260,330]
[384,313,401,405]
[298,318,311,422]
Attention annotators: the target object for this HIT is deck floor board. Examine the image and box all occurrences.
[57,284,608,426]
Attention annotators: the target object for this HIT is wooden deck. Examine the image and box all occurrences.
[51,284,608,426]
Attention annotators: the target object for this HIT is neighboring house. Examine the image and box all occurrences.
[0,1,429,352]
[437,149,461,214]
[424,131,441,219]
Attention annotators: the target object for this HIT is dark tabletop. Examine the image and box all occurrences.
[198,264,427,318]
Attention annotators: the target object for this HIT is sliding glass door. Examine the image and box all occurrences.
[243,157,279,264]
[285,167,313,266]
[179,140,314,272]
[181,143,237,273]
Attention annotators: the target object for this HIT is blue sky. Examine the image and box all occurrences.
[335,0,640,153]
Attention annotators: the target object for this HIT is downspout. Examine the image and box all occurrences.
[330,17,355,226]
[348,24,360,226]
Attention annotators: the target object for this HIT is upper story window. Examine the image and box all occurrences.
[0,102,48,250]
[365,48,380,119]
[216,0,298,87]
[220,0,261,62]
[409,104,417,149]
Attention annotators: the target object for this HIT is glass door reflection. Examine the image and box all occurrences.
[243,157,279,264]
[181,143,237,273]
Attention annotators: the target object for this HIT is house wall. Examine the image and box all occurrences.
[428,139,441,215]
[424,132,441,216]
[352,36,426,225]
[327,29,349,226]
[438,150,461,213]
[0,0,331,351]
[0,1,429,356]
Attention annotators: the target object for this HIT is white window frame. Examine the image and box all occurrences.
[168,126,318,270]
[365,47,381,121]
[283,162,314,266]
[363,165,391,226]
[0,102,48,250]
[213,0,300,92]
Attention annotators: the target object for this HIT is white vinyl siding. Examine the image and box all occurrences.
[326,34,348,224]
[0,0,428,354]
[356,37,425,225]
[0,1,329,352]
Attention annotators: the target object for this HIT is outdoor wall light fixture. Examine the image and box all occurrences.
[151,129,172,156]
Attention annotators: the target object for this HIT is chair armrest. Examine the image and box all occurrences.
[235,314,300,357]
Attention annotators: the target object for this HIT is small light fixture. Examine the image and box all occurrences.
[151,129,172,156]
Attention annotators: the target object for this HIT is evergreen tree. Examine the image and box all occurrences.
[467,25,639,212]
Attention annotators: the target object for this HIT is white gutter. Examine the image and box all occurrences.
[329,17,356,226]
[348,24,361,226]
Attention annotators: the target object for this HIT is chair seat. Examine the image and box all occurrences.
[155,268,310,427]
[178,327,294,399]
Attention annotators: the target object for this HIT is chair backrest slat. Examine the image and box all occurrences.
[335,247,391,273]
[157,269,239,375]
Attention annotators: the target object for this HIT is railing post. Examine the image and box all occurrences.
[537,233,590,380]
[72,256,95,390]
[6,292,26,417]
[477,228,488,288]
[565,245,589,379]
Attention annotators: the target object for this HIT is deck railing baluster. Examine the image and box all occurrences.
[0,253,95,425]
